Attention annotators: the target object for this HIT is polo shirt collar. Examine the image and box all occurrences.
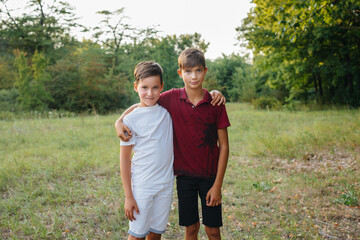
[180,87,211,104]
[180,87,187,100]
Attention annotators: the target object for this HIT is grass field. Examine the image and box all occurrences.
[0,103,359,239]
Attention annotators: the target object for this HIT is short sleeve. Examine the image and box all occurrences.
[120,117,135,146]
[158,89,174,114]
[216,104,231,129]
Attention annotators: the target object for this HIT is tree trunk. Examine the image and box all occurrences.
[316,72,323,97]
[343,51,355,97]
[313,73,318,94]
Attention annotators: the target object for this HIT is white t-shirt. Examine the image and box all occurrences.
[120,104,174,188]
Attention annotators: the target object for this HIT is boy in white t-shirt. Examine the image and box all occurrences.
[120,61,174,240]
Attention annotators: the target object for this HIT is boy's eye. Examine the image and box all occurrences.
[197,69,202,72]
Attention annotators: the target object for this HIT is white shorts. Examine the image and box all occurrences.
[128,181,174,238]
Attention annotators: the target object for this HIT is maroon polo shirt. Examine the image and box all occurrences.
[158,88,230,178]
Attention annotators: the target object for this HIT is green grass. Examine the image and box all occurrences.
[334,185,359,207]
[1,103,359,239]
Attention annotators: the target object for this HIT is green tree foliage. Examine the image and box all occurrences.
[14,50,52,110]
[47,41,133,113]
[0,0,81,58]
[93,8,134,73]
[205,54,253,102]
[0,55,16,89]
[0,88,18,111]
[237,0,360,107]
[1,0,243,113]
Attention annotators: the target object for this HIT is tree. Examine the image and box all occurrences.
[14,50,52,110]
[0,55,16,89]
[0,0,82,57]
[47,41,133,113]
[206,54,252,101]
[237,0,360,107]
[93,8,133,73]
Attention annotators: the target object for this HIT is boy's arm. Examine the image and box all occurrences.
[115,103,139,141]
[209,90,226,106]
[120,145,139,221]
[206,127,229,207]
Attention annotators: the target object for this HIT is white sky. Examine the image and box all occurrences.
[73,0,253,60]
[6,0,253,59]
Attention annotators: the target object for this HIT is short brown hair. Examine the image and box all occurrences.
[134,61,163,85]
[178,48,206,70]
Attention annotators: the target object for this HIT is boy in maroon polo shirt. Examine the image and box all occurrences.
[115,48,230,240]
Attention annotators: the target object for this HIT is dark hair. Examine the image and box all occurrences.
[178,48,206,70]
[134,61,163,85]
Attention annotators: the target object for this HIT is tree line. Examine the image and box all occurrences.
[0,0,252,114]
[0,0,359,115]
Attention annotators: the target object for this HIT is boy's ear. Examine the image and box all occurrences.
[177,69,182,78]
[134,82,138,92]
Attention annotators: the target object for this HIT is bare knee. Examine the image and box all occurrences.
[185,222,200,239]
[205,226,221,240]
[146,232,161,240]
[128,235,145,240]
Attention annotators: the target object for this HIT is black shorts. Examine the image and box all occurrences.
[176,175,222,228]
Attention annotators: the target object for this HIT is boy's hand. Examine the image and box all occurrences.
[124,197,140,222]
[206,185,222,207]
[115,120,132,141]
[210,90,226,106]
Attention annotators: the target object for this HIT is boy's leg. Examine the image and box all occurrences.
[146,232,161,240]
[185,221,200,240]
[148,182,174,238]
[176,176,201,240]
[128,235,145,240]
[128,188,153,239]
[199,177,222,240]
[204,226,221,240]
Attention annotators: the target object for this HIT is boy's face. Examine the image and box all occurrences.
[177,66,207,90]
[134,75,163,107]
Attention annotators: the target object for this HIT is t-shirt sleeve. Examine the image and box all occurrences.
[120,117,135,146]
[158,89,173,114]
[216,104,231,129]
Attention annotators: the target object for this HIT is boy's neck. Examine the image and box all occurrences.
[184,86,205,106]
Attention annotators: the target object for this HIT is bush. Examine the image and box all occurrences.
[0,111,15,120]
[252,96,282,110]
[0,88,19,112]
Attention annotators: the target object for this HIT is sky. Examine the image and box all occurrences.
[72,0,253,60]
